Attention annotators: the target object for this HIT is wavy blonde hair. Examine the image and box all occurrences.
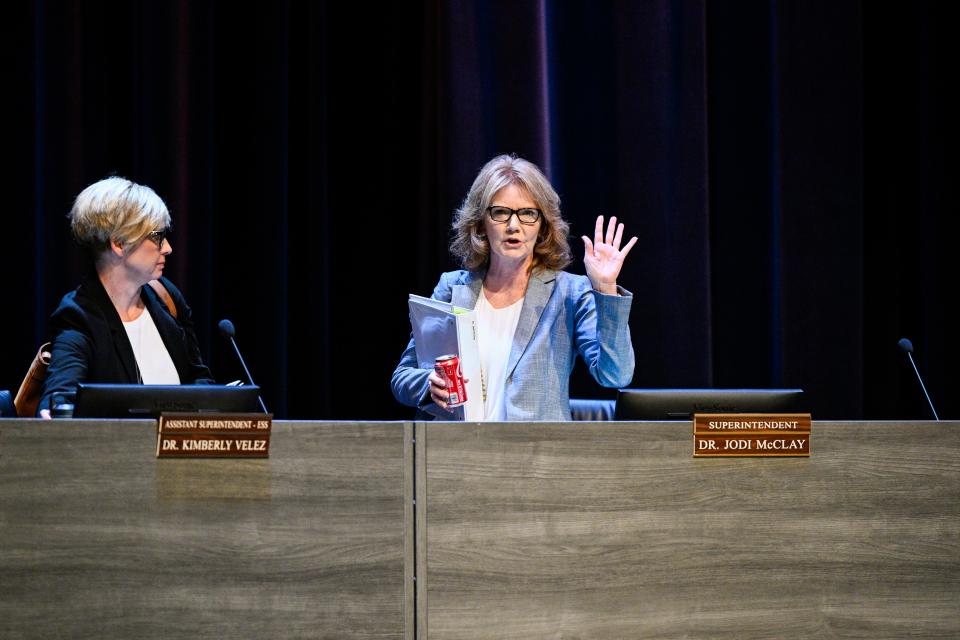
[69,176,171,258]
[450,154,571,272]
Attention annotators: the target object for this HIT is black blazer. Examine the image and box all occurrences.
[38,275,215,414]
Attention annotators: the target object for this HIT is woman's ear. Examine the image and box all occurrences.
[109,238,126,258]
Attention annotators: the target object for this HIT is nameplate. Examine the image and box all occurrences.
[156,413,272,458]
[693,413,811,457]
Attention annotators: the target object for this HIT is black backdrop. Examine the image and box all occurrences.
[4,1,957,420]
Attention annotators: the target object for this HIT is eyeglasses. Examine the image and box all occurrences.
[145,227,171,248]
[486,206,541,225]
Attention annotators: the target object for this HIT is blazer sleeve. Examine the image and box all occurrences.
[572,285,636,388]
[390,273,459,419]
[161,277,215,385]
[37,307,93,414]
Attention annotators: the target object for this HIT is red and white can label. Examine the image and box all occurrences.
[434,355,467,406]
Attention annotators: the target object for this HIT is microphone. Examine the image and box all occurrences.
[897,338,939,421]
[219,319,269,414]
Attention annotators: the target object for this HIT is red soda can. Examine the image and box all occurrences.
[434,354,467,406]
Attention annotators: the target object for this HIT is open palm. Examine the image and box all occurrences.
[582,215,638,294]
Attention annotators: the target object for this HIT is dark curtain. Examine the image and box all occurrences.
[4,1,956,420]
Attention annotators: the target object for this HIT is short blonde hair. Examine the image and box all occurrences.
[450,154,571,272]
[69,176,171,255]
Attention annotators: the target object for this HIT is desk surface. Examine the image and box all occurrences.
[0,420,411,640]
[417,420,960,639]
[2,420,958,639]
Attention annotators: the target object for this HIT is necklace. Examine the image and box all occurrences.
[481,367,487,404]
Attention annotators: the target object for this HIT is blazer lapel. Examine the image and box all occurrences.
[142,284,186,376]
[86,276,140,383]
[450,271,483,310]
[505,269,557,377]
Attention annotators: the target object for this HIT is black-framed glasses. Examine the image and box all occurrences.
[486,206,541,225]
[145,227,171,249]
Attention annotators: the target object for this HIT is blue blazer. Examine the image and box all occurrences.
[391,268,635,421]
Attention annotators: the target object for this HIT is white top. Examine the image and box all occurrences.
[475,291,524,421]
[122,308,181,385]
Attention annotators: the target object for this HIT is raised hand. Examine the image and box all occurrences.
[581,215,638,295]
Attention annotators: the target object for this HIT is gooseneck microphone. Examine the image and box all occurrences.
[219,319,269,414]
[897,338,939,421]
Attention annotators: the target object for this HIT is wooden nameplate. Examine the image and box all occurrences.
[156,413,273,458]
[693,413,811,457]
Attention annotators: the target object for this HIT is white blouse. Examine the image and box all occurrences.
[122,308,181,385]
[475,291,524,421]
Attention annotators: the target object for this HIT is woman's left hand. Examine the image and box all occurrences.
[582,215,638,295]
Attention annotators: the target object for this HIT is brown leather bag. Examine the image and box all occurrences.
[15,280,178,417]
[148,279,178,320]
[14,343,53,417]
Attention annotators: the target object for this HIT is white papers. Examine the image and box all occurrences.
[408,294,483,421]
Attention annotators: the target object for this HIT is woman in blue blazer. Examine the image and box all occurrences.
[392,155,637,421]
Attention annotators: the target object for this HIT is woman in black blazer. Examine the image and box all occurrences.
[38,177,213,417]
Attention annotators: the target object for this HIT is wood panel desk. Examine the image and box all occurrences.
[0,420,412,640]
[416,421,960,639]
[3,420,957,638]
